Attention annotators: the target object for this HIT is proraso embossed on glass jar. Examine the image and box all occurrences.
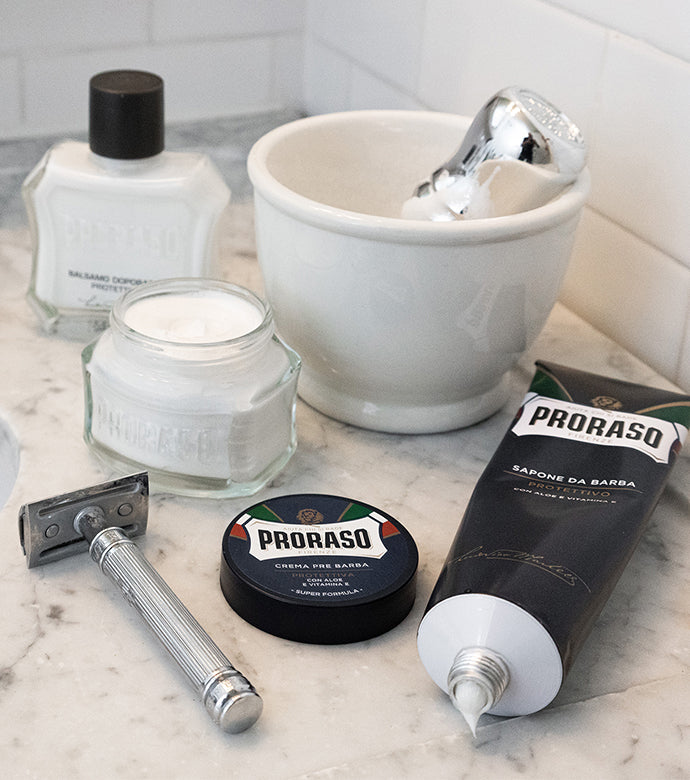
[82,278,301,497]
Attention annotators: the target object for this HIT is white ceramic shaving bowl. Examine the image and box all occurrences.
[248,110,589,433]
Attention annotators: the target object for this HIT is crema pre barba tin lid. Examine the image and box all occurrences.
[220,494,418,644]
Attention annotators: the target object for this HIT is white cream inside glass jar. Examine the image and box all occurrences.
[82,278,301,497]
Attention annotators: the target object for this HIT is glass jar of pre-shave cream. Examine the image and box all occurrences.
[82,278,301,497]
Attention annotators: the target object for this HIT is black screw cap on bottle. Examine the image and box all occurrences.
[89,70,164,160]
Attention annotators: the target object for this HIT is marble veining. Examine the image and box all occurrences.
[0,114,688,779]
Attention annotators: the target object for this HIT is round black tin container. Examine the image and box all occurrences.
[220,494,418,644]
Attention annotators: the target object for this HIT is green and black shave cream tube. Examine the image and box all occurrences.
[417,361,690,735]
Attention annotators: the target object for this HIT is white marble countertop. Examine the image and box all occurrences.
[1,122,689,778]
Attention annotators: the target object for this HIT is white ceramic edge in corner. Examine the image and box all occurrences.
[0,410,20,510]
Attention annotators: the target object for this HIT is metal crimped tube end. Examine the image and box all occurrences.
[447,647,510,736]
[203,669,263,734]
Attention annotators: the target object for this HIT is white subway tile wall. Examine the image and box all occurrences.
[0,0,307,135]
[1,0,688,389]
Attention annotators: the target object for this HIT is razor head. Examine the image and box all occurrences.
[19,472,149,568]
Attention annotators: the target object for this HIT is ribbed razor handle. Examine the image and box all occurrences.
[89,527,262,733]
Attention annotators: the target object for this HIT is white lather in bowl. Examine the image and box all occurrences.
[248,110,589,434]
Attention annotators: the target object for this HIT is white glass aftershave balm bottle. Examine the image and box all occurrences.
[23,70,230,338]
[82,278,301,498]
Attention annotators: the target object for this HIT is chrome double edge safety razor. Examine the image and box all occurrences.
[404,85,587,220]
[19,472,262,734]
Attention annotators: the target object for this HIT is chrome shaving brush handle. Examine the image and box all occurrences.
[408,86,586,220]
